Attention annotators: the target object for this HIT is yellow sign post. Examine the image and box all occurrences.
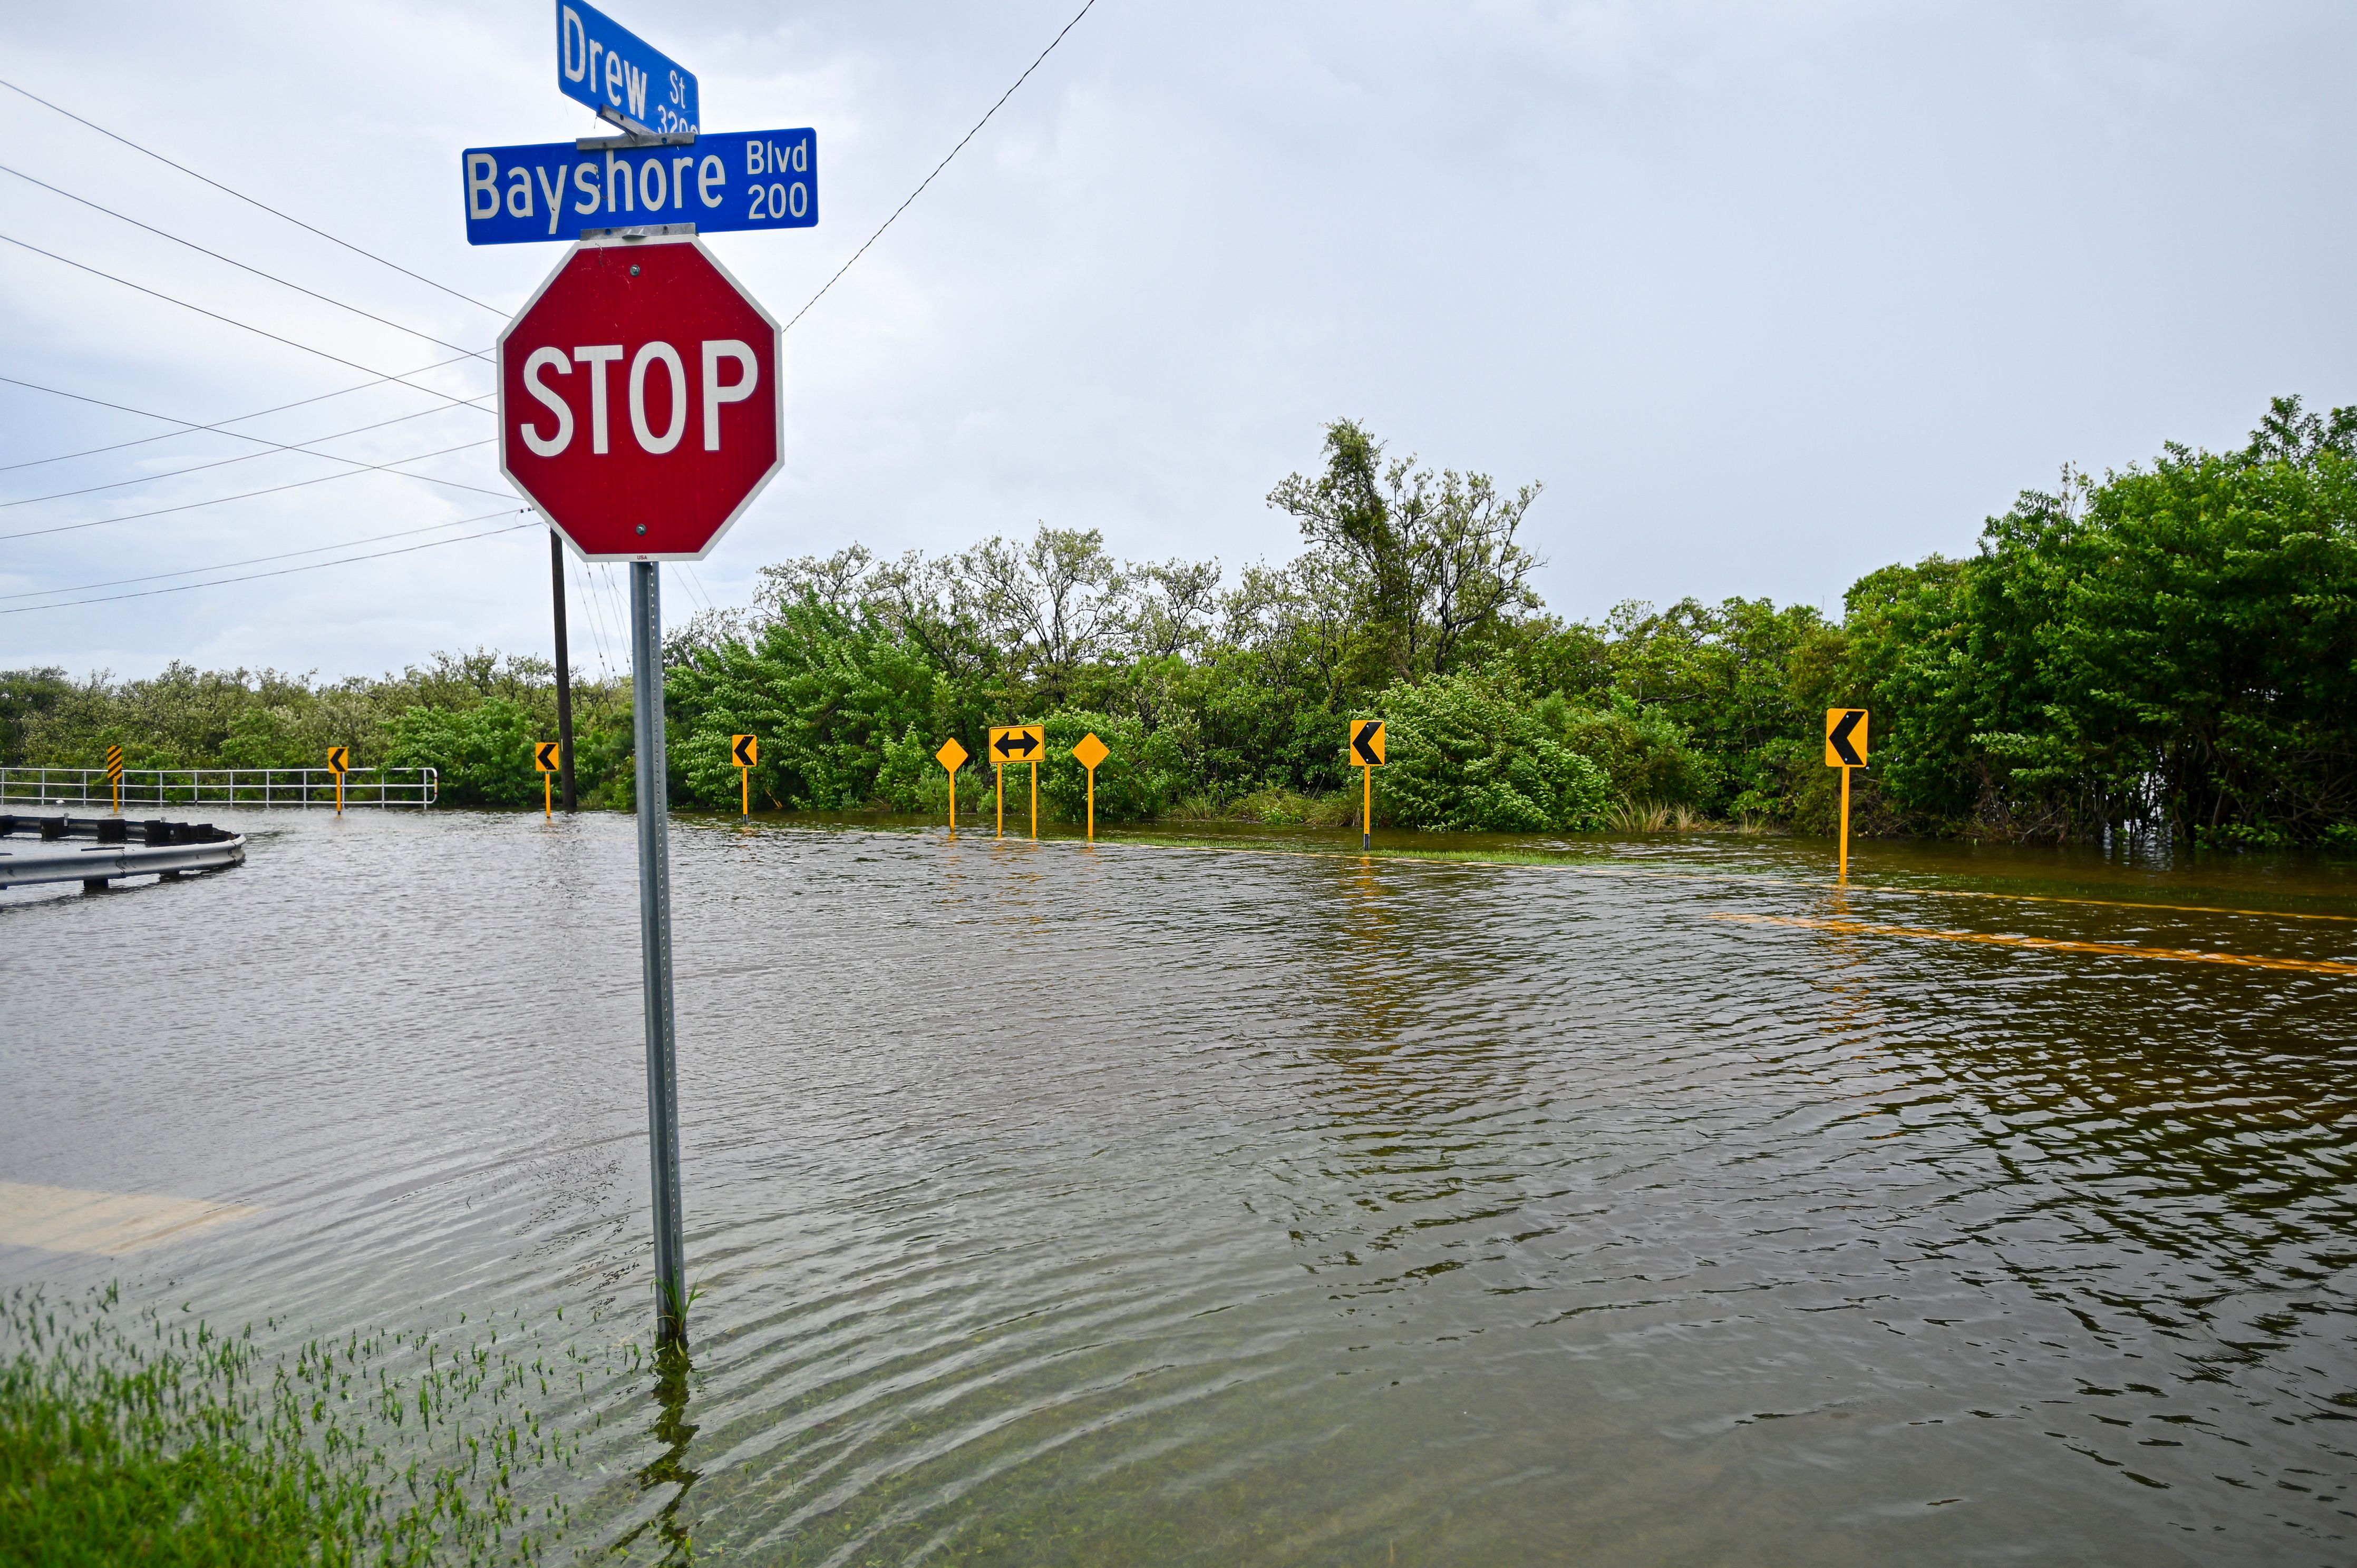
[326,745,351,814]
[1825,708,1869,882]
[989,726,1044,840]
[731,734,759,819]
[1072,732,1110,841]
[936,738,969,832]
[1349,719,1385,851]
[534,740,561,819]
[105,745,123,815]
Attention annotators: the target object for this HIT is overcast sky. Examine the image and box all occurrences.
[4,1,2353,683]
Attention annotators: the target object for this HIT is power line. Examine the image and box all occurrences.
[0,231,488,415]
[0,514,538,615]
[0,76,505,318]
[0,401,490,510]
[0,508,521,601]
[0,162,493,363]
[0,357,487,473]
[782,0,1101,335]
[0,438,501,541]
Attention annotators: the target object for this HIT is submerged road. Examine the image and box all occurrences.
[4,811,2353,1564]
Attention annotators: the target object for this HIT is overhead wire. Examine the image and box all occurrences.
[0,76,505,317]
[7,2,1104,626]
[0,509,522,601]
[0,162,493,362]
[781,0,1100,335]
[1,402,491,509]
[573,554,617,680]
[0,438,502,541]
[0,231,489,415]
[0,357,487,473]
[0,513,538,615]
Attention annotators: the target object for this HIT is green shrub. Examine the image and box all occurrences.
[1375,671,1610,832]
[1036,712,1194,823]
[386,698,541,807]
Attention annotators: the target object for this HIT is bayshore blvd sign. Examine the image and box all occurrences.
[497,233,781,561]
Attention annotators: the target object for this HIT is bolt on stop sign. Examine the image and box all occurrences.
[499,234,780,561]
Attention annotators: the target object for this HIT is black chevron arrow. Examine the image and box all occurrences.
[996,731,1039,758]
[1352,723,1382,766]
[1827,709,1865,767]
[732,735,756,766]
[537,743,560,770]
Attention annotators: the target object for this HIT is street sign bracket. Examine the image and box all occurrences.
[580,222,697,241]
[577,130,697,151]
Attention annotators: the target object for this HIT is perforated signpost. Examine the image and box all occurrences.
[468,0,814,1351]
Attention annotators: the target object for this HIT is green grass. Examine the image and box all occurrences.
[1,1284,587,1567]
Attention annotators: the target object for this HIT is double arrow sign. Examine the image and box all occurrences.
[990,726,1043,762]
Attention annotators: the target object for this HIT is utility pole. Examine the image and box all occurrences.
[549,528,578,812]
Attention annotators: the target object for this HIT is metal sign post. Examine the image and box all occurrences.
[474,4,811,1354]
[731,734,758,817]
[988,726,1044,842]
[1825,708,1869,883]
[535,740,561,818]
[632,563,688,1346]
[1350,719,1385,851]
[935,738,967,833]
[1072,732,1109,841]
[327,746,351,815]
[105,746,123,815]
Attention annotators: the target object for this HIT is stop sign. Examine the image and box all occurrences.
[498,236,781,561]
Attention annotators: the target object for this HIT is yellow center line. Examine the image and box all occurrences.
[1712,912,2357,976]
[1097,837,2356,924]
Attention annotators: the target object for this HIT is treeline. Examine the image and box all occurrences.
[7,400,2354,846]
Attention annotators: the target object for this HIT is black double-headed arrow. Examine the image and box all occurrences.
[732,735,756,767]
[1827,709,1866,767]
[994,731,1040,759]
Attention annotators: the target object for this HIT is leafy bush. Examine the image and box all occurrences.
[1376,671,1609,832]
[1037,711,1195,823]
[386,698,541,806]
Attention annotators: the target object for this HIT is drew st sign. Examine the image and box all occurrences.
[557,0,699,134]
[499,235,781,561]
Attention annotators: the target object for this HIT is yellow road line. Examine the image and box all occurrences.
[1712,912,2357,976]
[1877,885,2357,924]
[1110,837,2357,924]
[935,830,2356,927]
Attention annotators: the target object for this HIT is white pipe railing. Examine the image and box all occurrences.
[0,767,438,809]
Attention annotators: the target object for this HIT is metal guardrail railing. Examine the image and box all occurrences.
[0,813,246,889]
[0,767,438,809]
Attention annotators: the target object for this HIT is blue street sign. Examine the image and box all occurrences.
[558,1,698,135]
[462,130,817,245]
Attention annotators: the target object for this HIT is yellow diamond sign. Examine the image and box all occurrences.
[1072,732,1109,771]
[936,737,969,771]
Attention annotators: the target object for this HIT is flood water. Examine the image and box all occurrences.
[4,810,2355,1564]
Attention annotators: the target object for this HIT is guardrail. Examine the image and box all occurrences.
[0,814,246,890]
[0,767,438,810]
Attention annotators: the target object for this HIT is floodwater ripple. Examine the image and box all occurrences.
[3,812,2353,1564]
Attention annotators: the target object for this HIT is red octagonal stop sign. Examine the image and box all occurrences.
[499,236,781,561]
